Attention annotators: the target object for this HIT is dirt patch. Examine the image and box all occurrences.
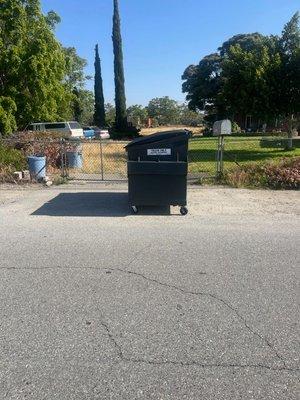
[1,184,299,217]
[188,186,300,216]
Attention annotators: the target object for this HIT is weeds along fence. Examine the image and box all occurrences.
[1,136,299,182]
[1,137,63,181]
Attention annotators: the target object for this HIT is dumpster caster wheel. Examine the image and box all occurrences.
[180,206,188,216]
[131,206,138,214]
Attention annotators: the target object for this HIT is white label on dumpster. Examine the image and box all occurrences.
[147,148,171,156]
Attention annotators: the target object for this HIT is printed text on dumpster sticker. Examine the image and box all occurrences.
[147,148,171,156]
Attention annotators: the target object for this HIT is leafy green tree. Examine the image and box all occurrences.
[105,103,116,127]
[147,97,181,125]
[280,12,300,55]
[80,90,95,125]
[112,0,127,131]
[221,44,281,120]
[127,105,148,127]
[179,104,203,126]
[182,53,223,120]
[0,0,71,130]
[69,89,94,125]
[277,12,300,148]
[63,47,88,90]
[94,44,106,127]
[0,97,17,136]
[45,10,61,30]
[182,14,300,135]
[219,33,268,56]
[72,88,83,123]
[63,46,93,123]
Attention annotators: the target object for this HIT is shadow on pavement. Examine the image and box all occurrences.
[32,192,171,217]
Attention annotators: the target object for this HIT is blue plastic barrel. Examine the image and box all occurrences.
[67,151,83,168]
[27,156,46,180]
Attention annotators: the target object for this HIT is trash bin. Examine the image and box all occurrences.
[125,130,190,215]
[65,138,83,168]
[66,151,83,168]
[27,155,46,180]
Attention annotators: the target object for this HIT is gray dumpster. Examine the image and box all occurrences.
[125,130,190,215]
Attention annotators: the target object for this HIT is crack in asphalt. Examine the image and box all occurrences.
[1,245,153,272]
[1,246,293,371]
[105,266,288,370]
[99,320,124,359]
[99,317,298,372]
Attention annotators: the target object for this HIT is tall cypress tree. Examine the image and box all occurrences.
[112,0,127,131]
[94,44,106,127]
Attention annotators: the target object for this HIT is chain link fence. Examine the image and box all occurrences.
[62,137,220,182]
[188,137,219,180]
[63,139,129,181]
[222,136,299,171]
[2,135,299,183]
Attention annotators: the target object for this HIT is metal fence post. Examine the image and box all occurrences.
[60,138,64,177]
[99,138,104,181]
[216,135,225,177]
[60,138,68,178]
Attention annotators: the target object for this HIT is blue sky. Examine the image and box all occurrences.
[42,0,299,106]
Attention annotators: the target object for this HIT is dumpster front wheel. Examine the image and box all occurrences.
[131,206,138,214]
[180,206,188,216]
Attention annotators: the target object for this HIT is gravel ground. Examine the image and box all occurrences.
[0,184,299,400]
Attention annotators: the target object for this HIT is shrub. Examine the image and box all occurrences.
[0,142,26,170]
[224,163,267,188]
[232,122,241,134]
[109,123,140,140]
[260,138,300,149]
[224,157,300,190]
[10,130,65,141]
[202,128,213,137]
[5,131,63,172]
[0,142,26,182]
[0,97,17,136]
[265,158,300,189]
[0,165,15,183]
[231,131,289,137]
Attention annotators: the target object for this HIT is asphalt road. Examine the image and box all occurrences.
[0,185,299,400]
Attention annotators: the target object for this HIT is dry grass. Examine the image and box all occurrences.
[80,126,202,176]
[140,125,203,136]
[81,141,128,177]
[77,135,300,181]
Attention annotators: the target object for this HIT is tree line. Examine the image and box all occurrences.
[182,12,300,140]
[102,98,203,128]
[2,1,298,139]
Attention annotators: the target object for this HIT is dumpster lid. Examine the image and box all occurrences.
[125,130,190,149]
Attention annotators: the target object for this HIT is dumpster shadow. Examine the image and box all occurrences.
[134,205,171,216]
[32,192,171,217]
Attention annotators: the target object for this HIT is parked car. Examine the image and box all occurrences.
[91,126,110,139]
[83,126,95,139]
[26,122,84,137]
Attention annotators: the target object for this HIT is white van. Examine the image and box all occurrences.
[27,122,84,137]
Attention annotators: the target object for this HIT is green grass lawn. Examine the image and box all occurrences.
[188,136,300,176]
